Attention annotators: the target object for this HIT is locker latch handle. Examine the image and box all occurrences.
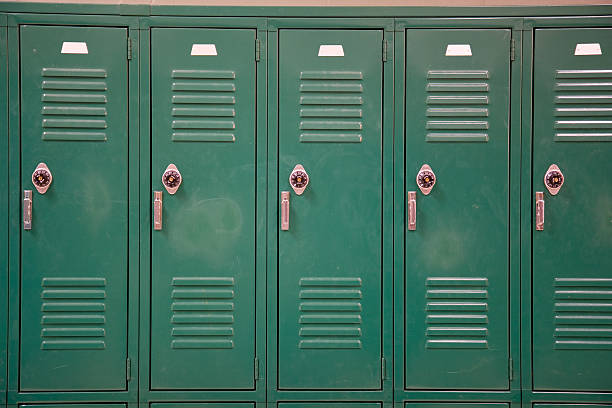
[23,190,32,230]
[536,191,545,231]
[408,191,416,231]
[281,191,290,231]
[154,191,163,231]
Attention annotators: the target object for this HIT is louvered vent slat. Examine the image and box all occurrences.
[425,70,490,143]
[171,69,237,142]
[40,68,108,142]
[425,277,489,349]
[554,278,612,350]
[554,70,612,142]
[170,277,236,349]
[40,277,107,350]
[299,70,364,143]
[298,277,363,349]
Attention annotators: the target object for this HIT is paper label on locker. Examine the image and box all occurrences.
[318,44,344,57]
[574,43,602,56]
[61,41,88,54]
[191,44,218,56]
[445,44,472,56]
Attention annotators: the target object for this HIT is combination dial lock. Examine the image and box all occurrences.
[416,164,436,195]
[544,164,564,195]
[162,164,182,194]
[31,163,52,194]
[289,164,309,195]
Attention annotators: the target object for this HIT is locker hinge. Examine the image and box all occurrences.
[254,357,260,380]
[381,357,387,380]
[255,38,261,62]
[127,37,133,60]
[382,40,388,62]
[126,358,132,381]
[510,39,516,61]
[508,357,513,381]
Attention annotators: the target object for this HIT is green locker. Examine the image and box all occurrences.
[404,29,511,389]
[0,19,7,405]
[532,28,612,392]
[277,29,383,389]
[150,404,253,408]
[21,405,126,408]
[150,28,257,390]
[406,404,508,408]
[19,25,129,391]
[278,403,380,408]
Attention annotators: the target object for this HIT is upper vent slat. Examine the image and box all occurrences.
[298,70,364,143]
[425,70,490,143]
[40,67,109,142]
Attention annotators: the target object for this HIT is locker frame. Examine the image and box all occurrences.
[5,13,140,405]
[520,15,612,408]
[266,17,394,404]
[1,13,8,408]
[393,17,523,407]
[137,16,268,404]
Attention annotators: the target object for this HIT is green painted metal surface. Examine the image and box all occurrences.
[532,28,612,392]
[150,27,257,390]
[151,404,254,408]
[19,25,129,391]
[0,4,611,405]
[278,404,380,408]
[404,29,511,390]
[21,405,126,408]
[406,404,508,408]
[0,20,7,406]
[277,29,384,390]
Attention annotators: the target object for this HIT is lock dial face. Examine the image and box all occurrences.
[163,170,181,188]
[416,164,436,195]
[544,164,564,195]
[417,171,435,189]
[33,169,51,188]
[162,164,182,194]
[545,171,563,189]
[289,164,309,195]
[31,163,52,194]
[290,171,308,189]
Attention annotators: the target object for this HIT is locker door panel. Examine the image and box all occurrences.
[150,28,257,390]
[1,23,7,402]
[406,404,508,408]
[279,404,380,408]
[532,28,612,392]
[19,25,129,391]
[404,29,511,390]
[277,29,383,390]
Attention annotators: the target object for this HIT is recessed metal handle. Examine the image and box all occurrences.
[154,191,163,231]
[536,191,545,231]
[408,191,416,231]
[23,190,32,230]
[281,191,290,231]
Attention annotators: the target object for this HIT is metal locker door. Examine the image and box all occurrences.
[532,28,612,392]
[19,25,129,391]
[277,29,383,389]
[404,29,511,390]
[150,28,257,390]
[0,22,7,402]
